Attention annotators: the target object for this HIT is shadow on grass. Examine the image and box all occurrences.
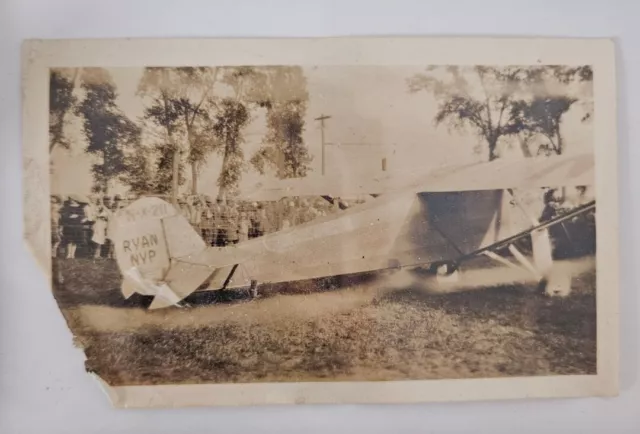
[53,258,149,309]
[53,257,383,309]
[381,268,597,375]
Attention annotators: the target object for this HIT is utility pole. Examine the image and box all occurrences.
[314,114,332,175]
[170,141,180,206]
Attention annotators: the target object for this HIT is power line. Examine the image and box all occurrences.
[324,142,387,146]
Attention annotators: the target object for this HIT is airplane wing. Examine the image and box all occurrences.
[239,174,394,201]
[239,152,594,201]
[413,152,594,193]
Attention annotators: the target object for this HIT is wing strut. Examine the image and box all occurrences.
[221,264,239,290]
[456,200,595,264]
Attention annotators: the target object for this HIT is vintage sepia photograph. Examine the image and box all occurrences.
[21,36,618,407]
[47,63,598,385]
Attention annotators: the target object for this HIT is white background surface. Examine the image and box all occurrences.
[1,1,638,432]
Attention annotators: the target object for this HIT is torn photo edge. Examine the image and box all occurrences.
[21,36,619,408]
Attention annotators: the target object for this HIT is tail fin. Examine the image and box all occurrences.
[110,197,214,309]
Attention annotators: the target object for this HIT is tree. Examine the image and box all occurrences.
[507,96,576,156]
[210,98,250,199]
[119,144,156,194]
[408,65,593,160]
[550,65,593,123]
[175,96,214,194]
[172,67,220,194]
[151,141,186,195]
[137,68,186,202]
[250,66,312,179]
[49,69,79,152]
[138,67,222,197]
[203,66,267,199]
[550,65,593,84]
[136,66,304,200]
[252,100,311,178]
[76,69,140,193]
[503,65,590,157]
[408,66,530,161]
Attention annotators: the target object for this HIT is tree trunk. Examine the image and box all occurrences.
[217,142,232,201]
[555,129,563,155]
[557,130,566,200]
[171,145,179,205]
[185,111,198,195]
[191,161,198,195]
[159,87,179,205]
[50,68,81,153]
[518,135,533,158]
[103,149,109,195]
[488,137,498,161]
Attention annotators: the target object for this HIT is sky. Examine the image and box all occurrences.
[50,65,594,196]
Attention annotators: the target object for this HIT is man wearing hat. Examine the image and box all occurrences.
[248,202,259,239]
[61,194,91,259]
[188,195,204,230]
[212,198,227,247]
[91,196,111,259]
[253,204,269,238]
[177,196,190,220]
[50,195,62,258]
[200,195,216,246]
[226,200,240,246]
[238,211,250,243]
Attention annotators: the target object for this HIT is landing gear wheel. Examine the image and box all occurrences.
[427,260,461,285]
[429,260,459,276]
[249,280,259,299]
[542,268,572,297]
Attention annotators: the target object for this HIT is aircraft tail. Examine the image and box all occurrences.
[110,197,215,309]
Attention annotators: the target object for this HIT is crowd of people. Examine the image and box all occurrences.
[50,192,351,260]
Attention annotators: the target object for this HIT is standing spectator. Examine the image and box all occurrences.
[286,201,298,226]
[112,194,124,211]
[332,197,342,213]
[200,196,216,246]
[187,195,203,230]
[105,196,118,259]
[91,197,111,259]
[82,196,98,256]
[226,200,240,245]
[298,199,317,224]
[281,218,291,230]
[539,188,571,257]
[307,205,319,221]
[214,198,228,247]
[254,205,269,237]
[61,194,90,259]
[51,195,62,258]
[178,196,190,220]
[540,189,561,222]
[248,202,259,238]
[238,211,250,243]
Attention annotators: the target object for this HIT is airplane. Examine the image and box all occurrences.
[109,152,596,310]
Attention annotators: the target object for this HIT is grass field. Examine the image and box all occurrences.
[52,257,597,386]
